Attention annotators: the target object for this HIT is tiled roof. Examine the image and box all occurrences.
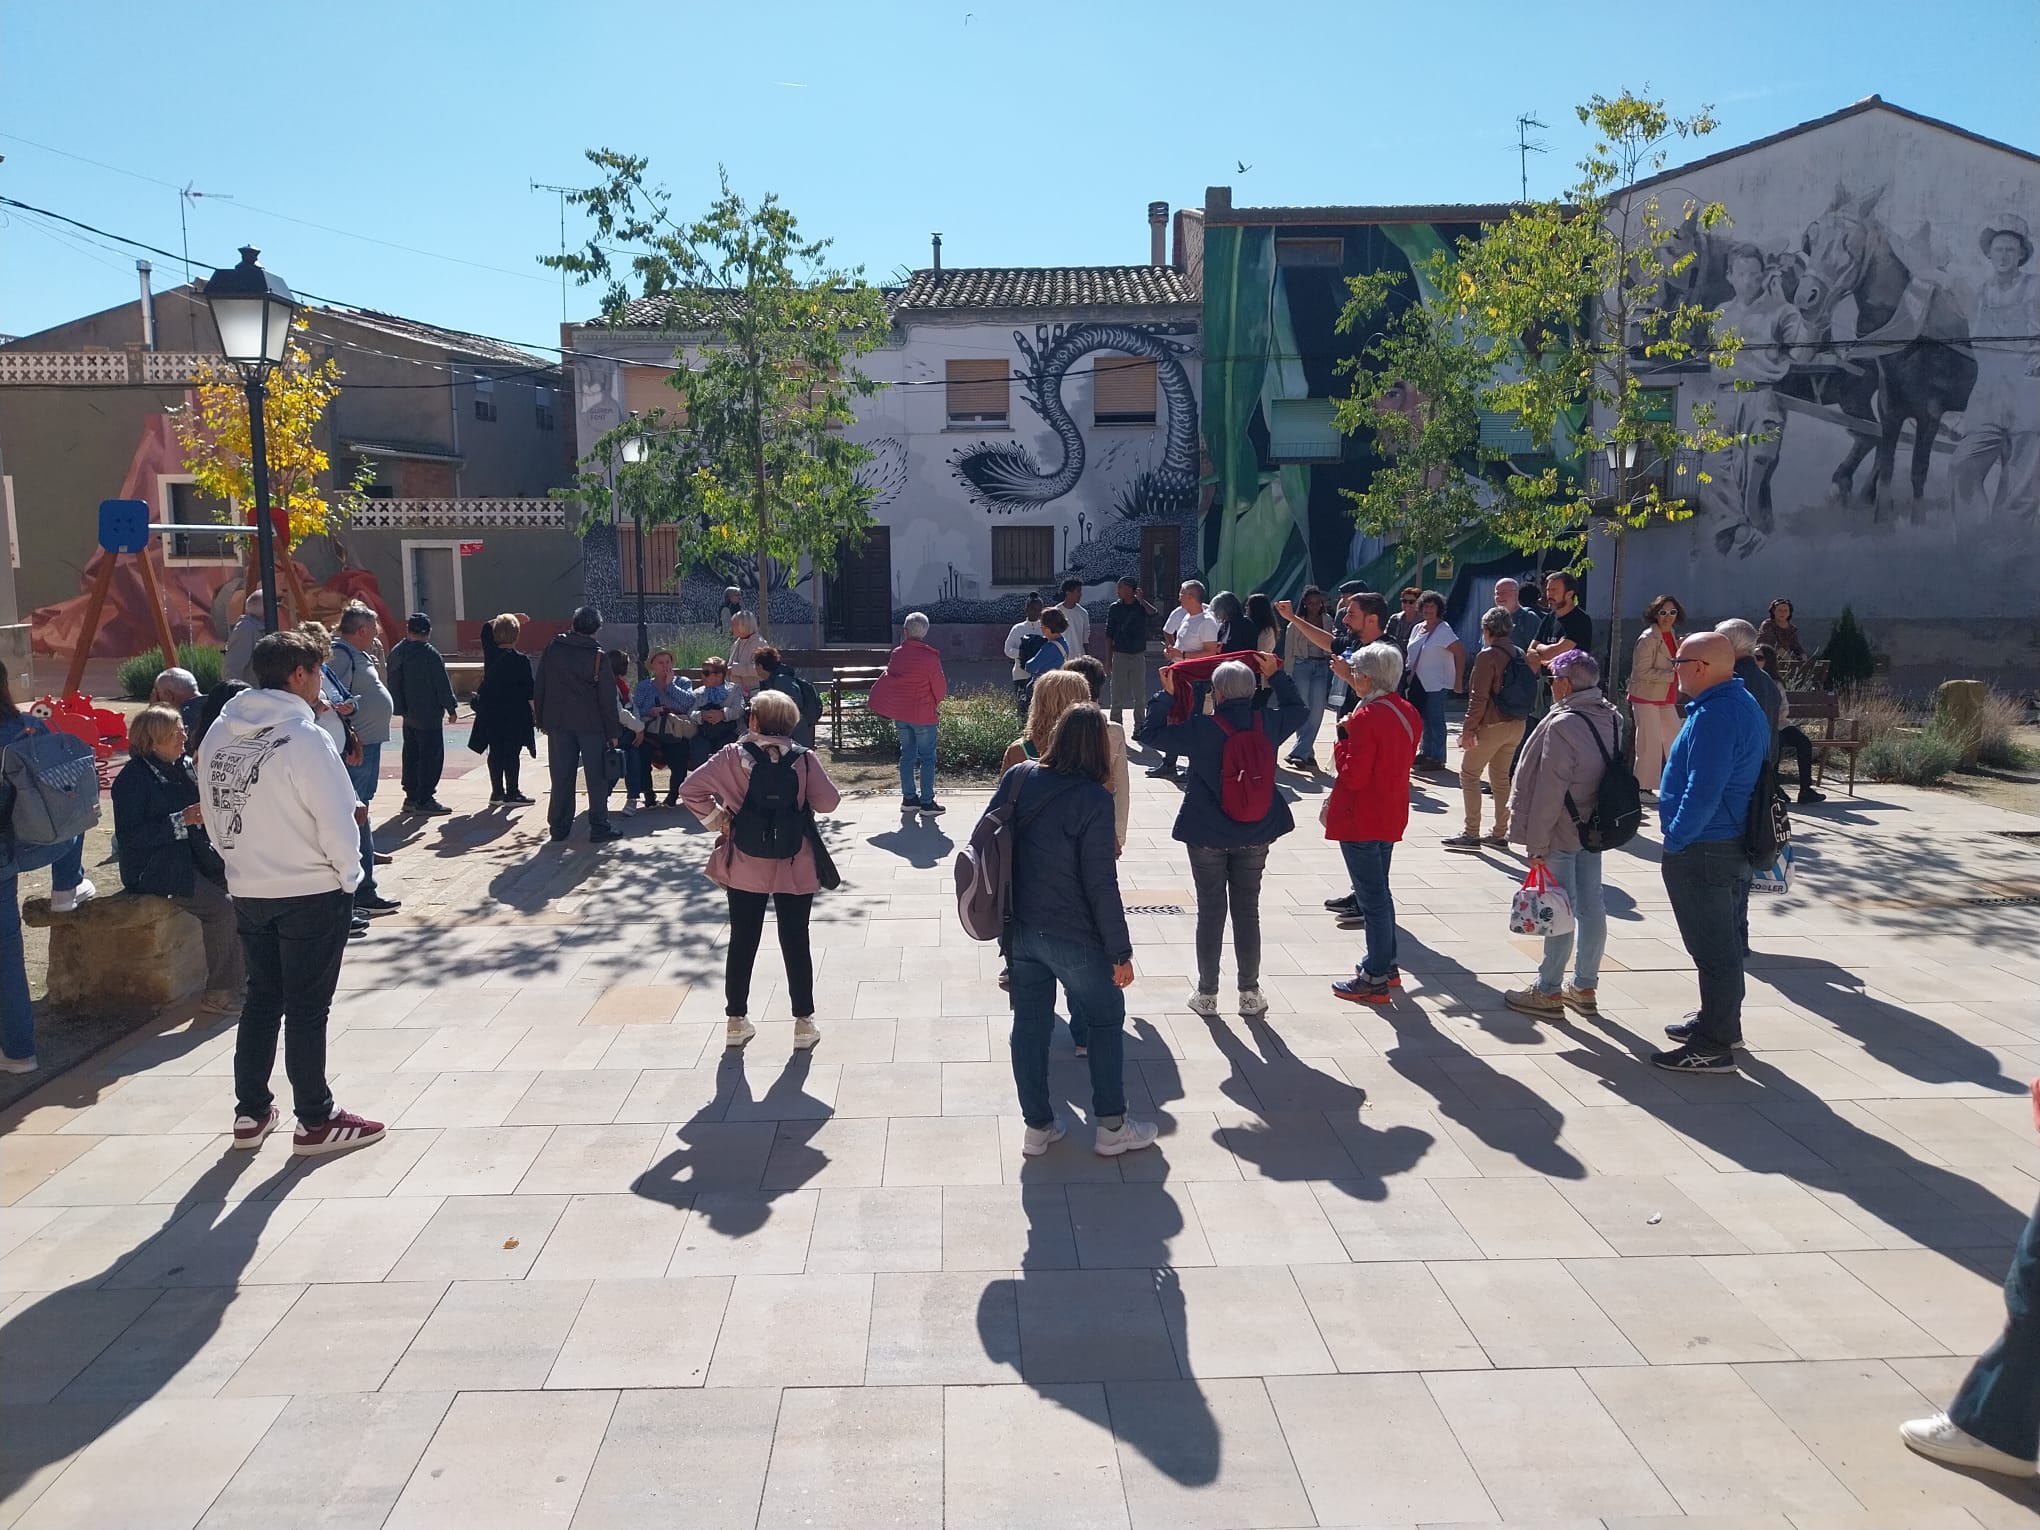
[894,266,1196,310]
[601,289,906,331]
[316,307,556,369]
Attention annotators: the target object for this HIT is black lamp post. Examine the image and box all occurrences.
[202,247,298,633]
[620,421,649,667]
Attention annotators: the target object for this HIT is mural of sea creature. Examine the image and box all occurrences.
[950,322,1198,514]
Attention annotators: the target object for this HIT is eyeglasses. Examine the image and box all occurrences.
[1400,596,1418,604]
[1669,656,1709,667]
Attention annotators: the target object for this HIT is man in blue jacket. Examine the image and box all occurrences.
[1140,654,1303,1018]
[1653,630,1769,1074]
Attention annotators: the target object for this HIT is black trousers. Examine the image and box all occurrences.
[725,889,814,1018]
[487,740,524,797]
[1661,839,1753,1050]
[547,730,612,837]
[232,888,352,1125]
[401,724,444,804]
[1780,725,1816,786]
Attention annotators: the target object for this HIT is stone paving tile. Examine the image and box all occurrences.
[220,1281,446,1396]
[54,1285,304,1404]
[1266,1371,1495,1524]
[382,1389,615,1530]
[570,1386,778,1529]
[1106,1377,1314,1530]
[545,1275,731,1389]
[757,1385,943,1530]
[10,1394,286,1530]
[1428,1258,1646,1368]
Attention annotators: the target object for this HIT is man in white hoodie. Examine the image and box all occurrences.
[197,628,385,1156]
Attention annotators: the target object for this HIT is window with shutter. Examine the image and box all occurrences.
[1092,356,1157,426]
[947,360,1010,426]
[624,365,687,425]
[1267,398,1343,462]
[990,526,1055,585]
[616,523,683,594]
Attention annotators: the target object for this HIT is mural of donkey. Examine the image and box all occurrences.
[1786,185,1976,507]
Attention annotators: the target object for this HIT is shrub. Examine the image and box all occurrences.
[644,626,741,674]
[1860,720,1964,787]
[1841,688,1914,746]
[1976,688,2037,771]
[1819,605,1875,692]
[860,688,1019,776]
[118,644,224,701]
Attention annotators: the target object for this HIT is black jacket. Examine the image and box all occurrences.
[111,753,224,898]
[388,637,456,728]
[469,625,537,756]
[1105,600,1148,654]
[1139,669,1306,848]
[992,763,1132,963]
[534,631,620,738]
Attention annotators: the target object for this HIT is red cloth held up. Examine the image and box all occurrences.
[1161,650,1266,725]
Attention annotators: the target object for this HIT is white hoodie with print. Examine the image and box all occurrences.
[196,687,364,899]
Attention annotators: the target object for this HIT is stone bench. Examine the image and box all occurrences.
[21,893,205,1015]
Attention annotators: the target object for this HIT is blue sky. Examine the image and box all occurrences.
[4,0,2036,356]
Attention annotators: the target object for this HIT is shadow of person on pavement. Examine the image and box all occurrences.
[976,1013,1220,1490]
[0,1141,365,1510]
[633,1047,830,1246]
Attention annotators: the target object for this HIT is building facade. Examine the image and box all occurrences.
[567,211,1203,653]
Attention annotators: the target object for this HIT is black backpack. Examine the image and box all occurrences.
[1494,650,1539,720]
[1016,632,1049,666]
[1563,711,1642,852]
[1743,753,1788,868]
[731,741,807,859]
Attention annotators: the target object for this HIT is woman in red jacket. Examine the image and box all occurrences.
[1323,641,1421,1005]
[868,611,949,815]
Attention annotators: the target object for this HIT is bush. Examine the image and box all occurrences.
[1819,605,1876,692]
[643,625,744,675]
[860,688,1019,776]
[1860,721,1964,787]
[1976,689,2037,770]
[118,644,224,701]
[1841,688,1914,746]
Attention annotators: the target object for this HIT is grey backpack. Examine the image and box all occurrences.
[3,724,101,845]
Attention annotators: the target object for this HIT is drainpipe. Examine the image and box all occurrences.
[136,261,155,350]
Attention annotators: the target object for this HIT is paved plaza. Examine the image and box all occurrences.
[3,745,2038,1530]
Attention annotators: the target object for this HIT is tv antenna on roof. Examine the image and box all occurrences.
[532,180,576,324]
[1514,114,1549,203]
[179,183,234,283]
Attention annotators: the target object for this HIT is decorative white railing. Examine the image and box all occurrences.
[0,349,228,386]
[141,351,228,384]
[347,497,566,530]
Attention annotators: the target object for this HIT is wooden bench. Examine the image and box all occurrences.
[827,666,889,749]
[22,892,206,1015]
[1785,690,1863,796]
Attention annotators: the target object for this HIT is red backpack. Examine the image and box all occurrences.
[1211,713,1276,822]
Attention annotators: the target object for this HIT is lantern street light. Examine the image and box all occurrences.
[619,418,650,667]
[202,247,298,633]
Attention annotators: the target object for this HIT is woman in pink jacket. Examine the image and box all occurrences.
[868,611,948,815]
[678,689,843,1052]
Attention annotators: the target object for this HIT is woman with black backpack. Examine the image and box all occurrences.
[678,688,841,1052]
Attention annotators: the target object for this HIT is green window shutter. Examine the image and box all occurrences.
[1267,398,1341,462]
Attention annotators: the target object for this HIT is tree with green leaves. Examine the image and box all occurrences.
[1452,89,1746,671]
[546,157,889,636]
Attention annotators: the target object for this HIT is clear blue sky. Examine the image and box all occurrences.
[4,0,2036,356]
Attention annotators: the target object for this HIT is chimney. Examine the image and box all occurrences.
[136,261,155,351]
[931,232,942,273]
[1147,202,1169,267]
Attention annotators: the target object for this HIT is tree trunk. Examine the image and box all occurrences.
[1605,525,1627,688]
[752,401,771,640]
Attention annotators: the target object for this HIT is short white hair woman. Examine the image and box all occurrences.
[1321,641,1422,1004]
[868,610,949,814]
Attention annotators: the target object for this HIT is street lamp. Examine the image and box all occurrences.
[619,420,649,667]
[202,246,298,634]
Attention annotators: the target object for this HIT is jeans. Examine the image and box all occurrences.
[1,840,85,1061]
[232,888,352,1125]
[1661,838,1753,1049]
[1417,686,1448,760]
[1338,839,1398,977]
[1109,651,1146,723]
[1187,842,1269,992]
[400,724,444,804]
[175,875,245,994]
[897,721,937,802]
[725,889,814,1018]
[487,740,525,798]
[1951,1191,2040,1460]
[546,730,613,837]
[1459,718,1523,835]
[1535,848,1605,993]
[1287,658,1332,760]
[1007,925,1126,1128]
[622,736,654,803]
[346,745,381,903]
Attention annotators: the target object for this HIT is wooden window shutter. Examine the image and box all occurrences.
[947,359,1010,423]
[617,524,682,594]
[624,365,687,425]
[1093,356,1156,424]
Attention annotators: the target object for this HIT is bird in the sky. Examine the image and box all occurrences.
[964,11,973,22]
[1237,160,1253,174]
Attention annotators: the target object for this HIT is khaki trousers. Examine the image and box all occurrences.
[1631,700,1679,792]
[1460,718,1525,836]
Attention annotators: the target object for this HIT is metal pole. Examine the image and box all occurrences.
[247,375,281,632]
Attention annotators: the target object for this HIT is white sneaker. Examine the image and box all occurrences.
[1238,987,1269,1016]
[0,1053,38,1075]
[1022,1120,1067,1156]
[1899,1413,2038,1477]
[1093,1118,1160,1156]
[1186,989,1220,1017]
[792,1017,821,1051]
[50,878,97,914]
[726,1017,756,1047]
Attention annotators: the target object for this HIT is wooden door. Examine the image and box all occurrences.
[1140,526,1182,608]
[826,526,893,644]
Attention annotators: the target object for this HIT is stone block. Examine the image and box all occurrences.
[1932,678,1988,766]
[446,662,482,699]
[22,892,206,1014]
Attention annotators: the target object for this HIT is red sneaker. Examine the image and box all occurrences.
[232,1105,279,1149]
[292,1108,386,1157]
